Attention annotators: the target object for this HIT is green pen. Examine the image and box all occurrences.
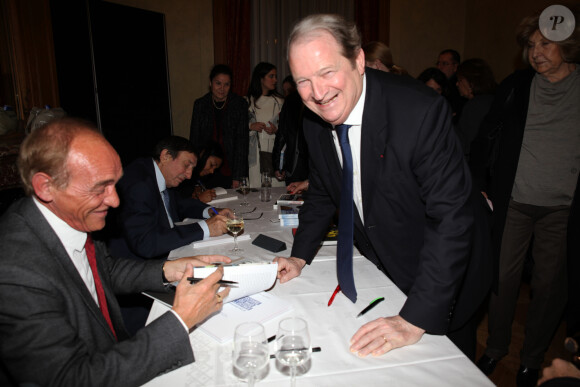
[356,297,385,318]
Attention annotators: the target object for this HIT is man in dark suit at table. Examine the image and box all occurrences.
[0,118,230,386]
[107,135,231,334]
[275,14,491,359]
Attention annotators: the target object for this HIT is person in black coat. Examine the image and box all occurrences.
[189,64,248,189]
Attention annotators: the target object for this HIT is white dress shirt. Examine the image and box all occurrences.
[153,159,211,238]
[332,74,366,224]
[33,198,99,305]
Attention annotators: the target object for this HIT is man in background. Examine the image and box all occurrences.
[437,48,467,122]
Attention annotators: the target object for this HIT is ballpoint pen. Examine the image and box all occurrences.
[356,297,385,318]
[328,284,341,306]
[197,180,207,191]
[209,207,219,216]
[186,277,238,286]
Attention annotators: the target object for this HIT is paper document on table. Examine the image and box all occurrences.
[197,291,293,343]
[208,195,238,205]
[193,262,278,303]
[191,234,251,249]
[213,187,227,195]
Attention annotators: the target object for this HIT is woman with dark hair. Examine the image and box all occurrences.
[417,67,447,94]
[246,62,285,188]
[189,64,248,189]
[473,6,580,386]
[417,67,448,95]
[179,141,225,203]
[454,58,496,158]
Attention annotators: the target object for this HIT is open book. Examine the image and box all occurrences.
[144,262,292,343]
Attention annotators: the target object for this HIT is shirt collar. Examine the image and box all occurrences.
[33,197,87,253]
[341,73,366,128]
[153,158,167,192]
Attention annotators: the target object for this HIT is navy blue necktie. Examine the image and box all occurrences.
[335,124,357,303]
[161,189,176,224]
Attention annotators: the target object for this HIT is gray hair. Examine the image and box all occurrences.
[287,14,361,68]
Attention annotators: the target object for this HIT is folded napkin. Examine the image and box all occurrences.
[192,234,251,249]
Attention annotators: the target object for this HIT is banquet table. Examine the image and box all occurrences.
[143,187,493,386]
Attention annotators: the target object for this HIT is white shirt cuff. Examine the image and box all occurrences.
[169,309,189,333]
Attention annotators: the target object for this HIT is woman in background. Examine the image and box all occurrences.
[246,62,285,188]
[189,64,248,189]
[417,67,448,95]
[454,58,496,158]
[363,41,408,75]
[180,141,225,203]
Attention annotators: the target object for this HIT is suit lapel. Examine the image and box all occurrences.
[21,198,118,339]
[360,70,389,223]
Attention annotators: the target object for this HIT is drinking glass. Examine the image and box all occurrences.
[240,176,250,206]
[275,317,311,387]
[233,322,269,386]
[226,211,244,254]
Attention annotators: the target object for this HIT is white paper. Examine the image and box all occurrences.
[193,262,278,303]
[208,195,239,205]
[213,187,227,195]
[196,291,293,343]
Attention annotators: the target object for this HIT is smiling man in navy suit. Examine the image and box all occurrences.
[275,14,491,360]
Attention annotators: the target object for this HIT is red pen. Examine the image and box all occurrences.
[328,284,341,306]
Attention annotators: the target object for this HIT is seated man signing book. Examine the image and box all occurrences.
[106,135,233,334]
[0,118,231,386]
[108,135,232,261]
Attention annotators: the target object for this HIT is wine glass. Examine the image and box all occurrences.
[240,176,250,206]
[226,211,244,254]
[233,322,269,386]
[275,317,311,387]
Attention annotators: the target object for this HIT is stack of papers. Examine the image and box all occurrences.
[208,187,239,205]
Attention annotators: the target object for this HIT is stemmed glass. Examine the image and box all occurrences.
[226,210,244,254]
[240,176,250,206]
[275,317,311,387]
[233,322,269,386]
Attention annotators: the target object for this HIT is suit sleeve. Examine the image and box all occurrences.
[119,176,205,259]
[0,241,193,386]
[398,97,473,333]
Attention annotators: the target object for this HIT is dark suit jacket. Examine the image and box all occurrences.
[108,157,209,260]
[292,68,491,334]
[0,198,193,386]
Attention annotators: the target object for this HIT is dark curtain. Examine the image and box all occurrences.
[355,0,390,45]
[213,0,251,97]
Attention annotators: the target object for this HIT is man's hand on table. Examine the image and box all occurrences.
[349,315,425,357]
[206,215,229,236]
[538,359,580,385]
[172,264,230,329]
[163,254,231,282]
[273,256,306,283]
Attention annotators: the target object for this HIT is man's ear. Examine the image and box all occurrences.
[160,149,173,163]
[356,48,366,75]
[31,172,55,203]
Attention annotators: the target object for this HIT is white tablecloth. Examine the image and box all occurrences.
[143,188,493,386]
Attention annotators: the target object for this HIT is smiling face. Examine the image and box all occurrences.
[261,69,278,94]
[210,73,231,102]
[47,133,122,232]
[289,31,365,126]
[527,30,573,83]
[158,150,196,188]
[200,155,223,176]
